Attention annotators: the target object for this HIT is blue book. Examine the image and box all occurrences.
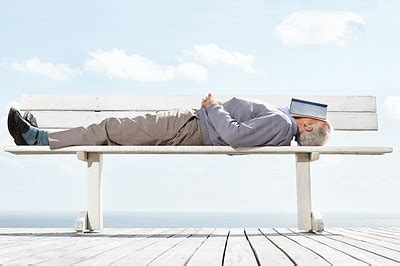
[290,98,328,120]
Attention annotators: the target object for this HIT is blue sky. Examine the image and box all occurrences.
[0,0,399,215]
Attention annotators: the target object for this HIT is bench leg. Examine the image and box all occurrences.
[76,152,103,232]
[75,211,88,233]
[295,153,325,233]
[87,153,103,232]
[311,211,324,233]
[295,153,313,232]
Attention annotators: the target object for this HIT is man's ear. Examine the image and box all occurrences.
[304,124,314,132]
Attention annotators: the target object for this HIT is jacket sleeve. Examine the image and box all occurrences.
[221,97,255,122]
[205,103,290,147]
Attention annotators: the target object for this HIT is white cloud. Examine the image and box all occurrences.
[275,11,365,46]
[7,45,249,83]
[84,49,208,82]
[9,57,80,80]
[84,49,175,82]
[175,63,208,82]
[385,96,400,119]
[182,43,255,73]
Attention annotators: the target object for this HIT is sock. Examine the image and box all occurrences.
[21,126,49,145]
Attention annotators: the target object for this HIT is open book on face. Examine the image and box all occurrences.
[290,98,328,121]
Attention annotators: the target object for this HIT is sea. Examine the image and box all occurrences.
[1,212,400,228]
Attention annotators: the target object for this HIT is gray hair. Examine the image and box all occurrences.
[296,122,331,146]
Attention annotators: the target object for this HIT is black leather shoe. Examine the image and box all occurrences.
[7,107,34,145]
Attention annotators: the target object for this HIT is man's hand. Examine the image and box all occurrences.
[201,93,220,108]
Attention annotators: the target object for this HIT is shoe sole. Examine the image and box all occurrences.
[7,108,28,145]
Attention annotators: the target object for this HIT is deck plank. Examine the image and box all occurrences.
[223,228,258,266]
[244,228,293,265]
[186,228,229,266]
[354,228,400,241]
[323,229,400,263]
[149,228,214,265]
[333,228,400,247]
[371,228,400,236]
[2,228,134,264]
[13,228,156,265]
[0,235,86,264]
[112,228,199,265]
[275,228,365,265]
[75,228,181,265]
[0,228,76,248]
[260,228,330,265]
[0,228,105,263]
[289,228,397,265]
[1,228,400,264]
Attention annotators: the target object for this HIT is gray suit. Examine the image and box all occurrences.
[48,97,297,149]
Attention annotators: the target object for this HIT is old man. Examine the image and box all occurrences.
[8,93,331,149]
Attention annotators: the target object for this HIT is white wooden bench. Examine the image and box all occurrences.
[3,95,392,233]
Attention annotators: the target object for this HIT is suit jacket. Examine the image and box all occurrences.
[197,97,297,147]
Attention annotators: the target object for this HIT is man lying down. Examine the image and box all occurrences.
[7,93,331,149]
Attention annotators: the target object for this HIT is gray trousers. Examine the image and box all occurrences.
[48,108,205,149]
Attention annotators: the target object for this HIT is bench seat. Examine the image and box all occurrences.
[4,145,393,155]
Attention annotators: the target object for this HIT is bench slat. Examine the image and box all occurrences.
[20,95,377,112]
[25,110,378,131]
[3,145,392,155]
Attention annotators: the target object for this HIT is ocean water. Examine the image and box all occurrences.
[1,212,400,228]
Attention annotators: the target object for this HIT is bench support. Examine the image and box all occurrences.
[76,152,103,233]
[296,153,323,232]
[75,211,88,233]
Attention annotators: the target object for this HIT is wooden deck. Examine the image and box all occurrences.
[0,228,400,265]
